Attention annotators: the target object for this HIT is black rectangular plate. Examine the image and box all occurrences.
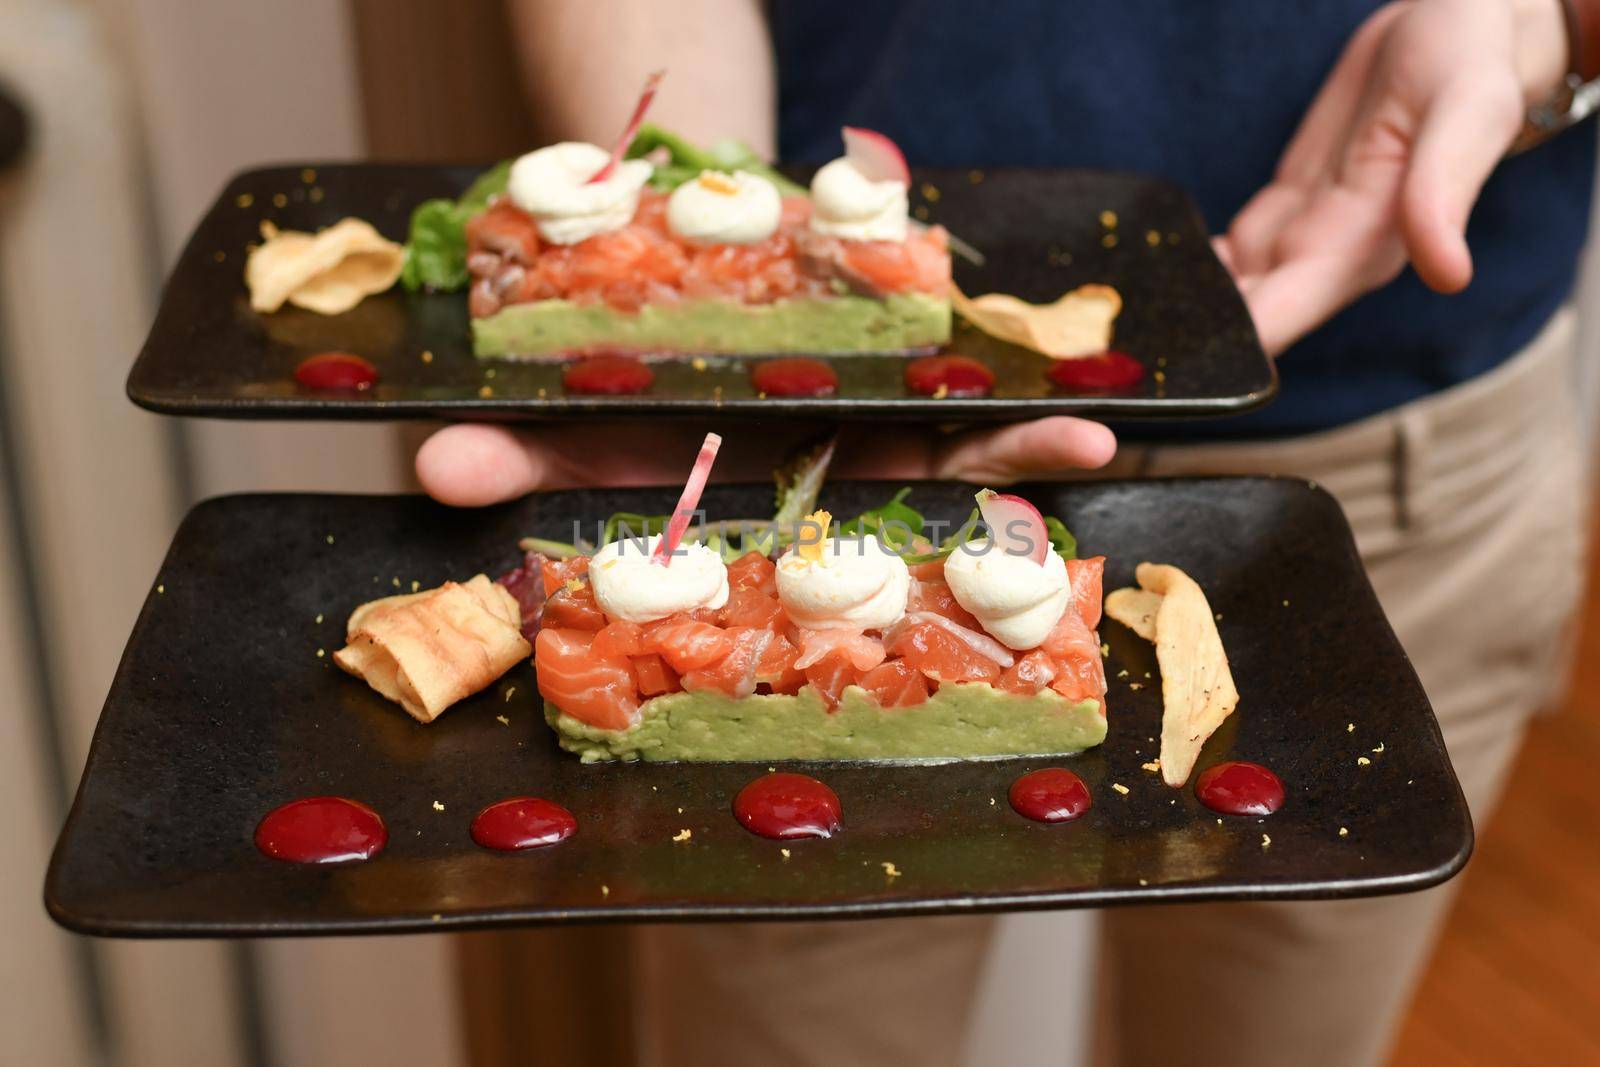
[127,164,1275,421]
[47,479,1466,937]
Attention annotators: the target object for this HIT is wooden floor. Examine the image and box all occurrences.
[1388,531,1600,1066]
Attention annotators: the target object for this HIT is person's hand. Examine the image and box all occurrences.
[415,418,1116,506]
[1215,0,1569,356]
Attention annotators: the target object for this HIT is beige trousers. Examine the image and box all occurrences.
[634,309,1590,1067]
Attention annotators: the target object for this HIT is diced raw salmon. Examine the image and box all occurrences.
[793,629,886,672]
[885,618,1002,684]
[1066,556,1106,630]
[858,660,931,708]
[535,627,639,730]
[541,584,606,631]
[632,652,680,697]
[681,626,772,699]
[998,650,1058,695]
[644,617,734,673]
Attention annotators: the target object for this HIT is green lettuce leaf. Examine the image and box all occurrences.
[400,161,512,292]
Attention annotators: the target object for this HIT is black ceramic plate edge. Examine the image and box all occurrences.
[45,479,1469,939]
[126,163,1276,422]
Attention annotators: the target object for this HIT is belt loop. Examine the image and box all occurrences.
[1392,406,1431,531]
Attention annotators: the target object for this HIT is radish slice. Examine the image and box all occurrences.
[654,432,722,564]
[976,488,1050,565]
[588,69,665,185]
[842,126,910,185]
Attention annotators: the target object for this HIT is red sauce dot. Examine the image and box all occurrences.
[255,796,387,864]
[1195,761,1285,816]
[563,354,654,395]
[1008,767,1093,823]
[750,357,839,398]
[733,773,842,840]
[1046,350,1145,391]
[470,797,577,851]
[294,352,379,392]
[905,355,995,398]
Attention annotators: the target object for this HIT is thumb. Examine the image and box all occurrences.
[1400,72,1524,293]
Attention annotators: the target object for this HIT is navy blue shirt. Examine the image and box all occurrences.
[772,0,1596,435]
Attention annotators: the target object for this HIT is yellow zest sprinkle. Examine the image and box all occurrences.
[432,801,444,811]
[882,861,901,879]
[1153,370,1166,384]
[1128,682,1143,691]
[780,848,791,859]
[691,356,708,371]
[1372,742,1385,754]
[392,577,401,588]
[564,578,584,594]
[601,884,610,896]
[798,509,832,564]
[432,913,442,922]
[479,385,494,398]
[672,828,692,842]
[315,649,325,659]
[989,797,996,806]
[1357,756,1371,766]
[932,382,949,399]
[315,613,324,624]
[326,534,335,545]
[1112,783,1130,795]
[920,182,941,202]
[1347,723,1355,733]
[420,350,434,363]
[1101,233,1118,248]
[698,171,740,195]
[1145,229,1161,247]
[410,580,420,592]
[1339,827,1349,837]
[1139,878,1149,886]
[496,714,510,726]
[1282,599,1290,607]
[676,807,684,814]
[1261,833,1271,848]
[157,584,165,594]
[1117,669,1129,678]
[1142,760,1161,773]
[1099,210,1118,229]
[537,387,547,398]
[504,687,516,701]
[1100,643,1110,657]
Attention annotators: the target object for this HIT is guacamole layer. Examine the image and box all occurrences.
[546,682,1107,763]
[473,293,952,358]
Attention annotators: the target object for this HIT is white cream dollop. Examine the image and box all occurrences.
[776,535,910,631]
[943,539,1071,650]
[507,142,653,245]
[666,170,782,244]
[807,157,908,242]
[588,535,729,624]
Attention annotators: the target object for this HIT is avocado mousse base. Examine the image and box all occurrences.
[545,682,1106,763]
[473,292,952,358]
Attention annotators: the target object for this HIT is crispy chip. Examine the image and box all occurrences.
[1107,563,1238,787]
[246,217,403,315]
[1104,587,1162,641]
[334,575,529,723]
[952,283,1121,358]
